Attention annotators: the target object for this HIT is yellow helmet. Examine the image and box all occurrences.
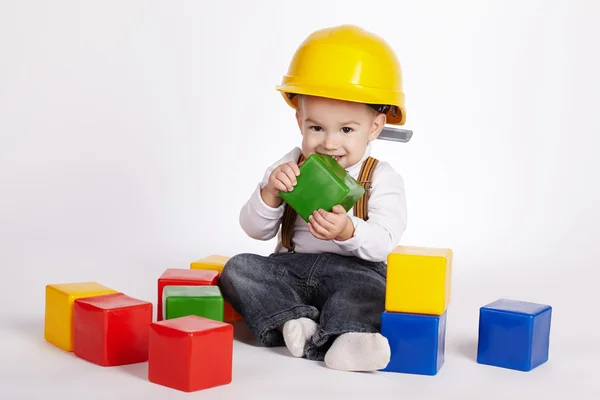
[277,25,406,125]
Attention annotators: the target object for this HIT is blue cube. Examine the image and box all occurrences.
[380,311,447,375]
[477,299,552,371]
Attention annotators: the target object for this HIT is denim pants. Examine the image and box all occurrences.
[218,251,387,361]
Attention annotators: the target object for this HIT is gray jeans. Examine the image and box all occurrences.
[218,251,387,361]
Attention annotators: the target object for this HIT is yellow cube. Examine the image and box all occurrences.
[190,255,230,274]
[44,282,117,351]
[385,246,453,315]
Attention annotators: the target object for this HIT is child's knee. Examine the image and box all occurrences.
[219,253,262,288]
[219,254,244,285]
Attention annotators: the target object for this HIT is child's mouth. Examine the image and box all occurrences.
[319,153,344,162]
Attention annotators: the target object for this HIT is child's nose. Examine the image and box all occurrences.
[323,133,340,150]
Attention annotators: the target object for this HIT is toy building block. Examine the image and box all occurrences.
[73,293,152,366]
[477,299,552,371]
[222,302,242,322]
[386,245,453,315]
[44,282,117,352]
[148,315,233,392]
[163,286,224,321]
[279,153,365,222]
[380,311,447,375]
[190,255,243,323]
[157,268,219,321]
[190,255,230,274]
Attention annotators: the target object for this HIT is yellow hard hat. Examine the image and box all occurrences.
[276,25,406,125]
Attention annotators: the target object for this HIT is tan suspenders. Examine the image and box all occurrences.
[281,153,380,252]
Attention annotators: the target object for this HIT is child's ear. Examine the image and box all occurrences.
[368,113,386,141]
[295,109,303,133]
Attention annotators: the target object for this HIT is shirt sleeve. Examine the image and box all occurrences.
[333,161,408,262]
[239,147,302,241]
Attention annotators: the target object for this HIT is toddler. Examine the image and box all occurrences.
[219,25,408,372]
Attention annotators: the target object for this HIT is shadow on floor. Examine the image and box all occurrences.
[452,336,478,361]
[7,317,45,342]
[118,362,148,381]
[266,346,295,358]
[231,320,260,346]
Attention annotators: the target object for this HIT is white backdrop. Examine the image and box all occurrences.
[1,1,599,398]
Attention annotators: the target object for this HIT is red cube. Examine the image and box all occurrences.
[157,268,219,320]
[148,315,233,392]
[73,292,153,366]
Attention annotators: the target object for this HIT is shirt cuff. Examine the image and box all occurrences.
[249,183,285,220]
[333,216,366,251]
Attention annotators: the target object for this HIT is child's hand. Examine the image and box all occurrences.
[308,205,354,241]
[261,161,300,208]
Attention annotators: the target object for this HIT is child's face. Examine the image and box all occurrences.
[295,95,385,169]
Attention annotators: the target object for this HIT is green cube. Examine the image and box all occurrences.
[163,285,224,322]
[279,153,365,222]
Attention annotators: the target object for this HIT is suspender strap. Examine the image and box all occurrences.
[281,154,379,252]
[354,156,379,220]
[281,153,306,252]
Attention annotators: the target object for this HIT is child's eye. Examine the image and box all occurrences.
[309,126,323,132]
[342,127,353,133]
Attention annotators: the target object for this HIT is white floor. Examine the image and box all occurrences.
[2,266,597,400]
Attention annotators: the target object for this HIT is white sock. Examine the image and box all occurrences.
[324,332,391,372]
[282,317,319,358]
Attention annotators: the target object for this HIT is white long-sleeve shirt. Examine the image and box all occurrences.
[239,143,408,262]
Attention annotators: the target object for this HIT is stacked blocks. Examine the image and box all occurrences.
[381,311,446,375]
[279,153,365,222]
[73,293,153,366]
[381,245,453,375]
[157,268,219,321]
[477,299,552,371]
[148,315,233,392]
[385,246,452,315]
[190,255,242,322]
[162,286,224,321]
[45,275,235,392]
[44,282,118,351]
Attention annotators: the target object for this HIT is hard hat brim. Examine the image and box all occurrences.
[276,82,406,125]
